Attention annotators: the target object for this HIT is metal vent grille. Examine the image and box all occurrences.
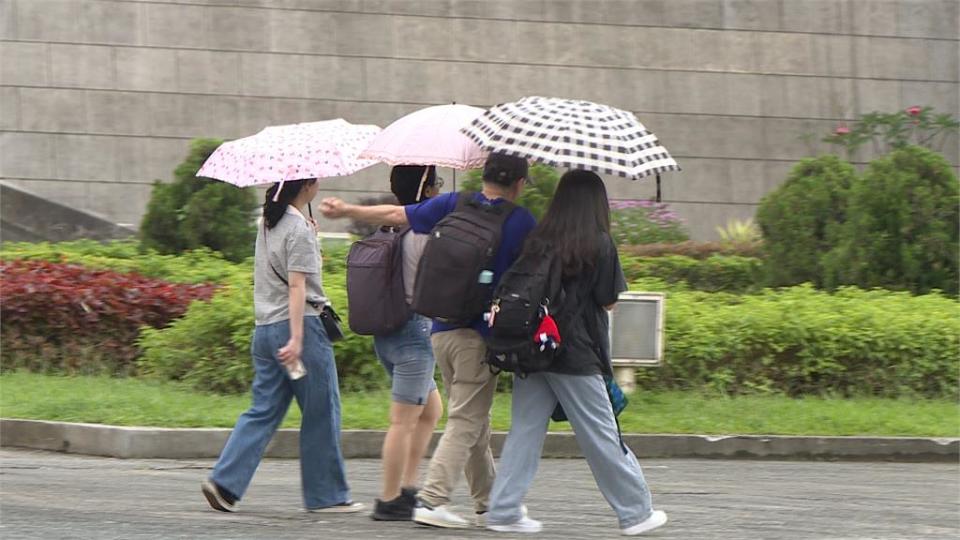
[608,292,665,366]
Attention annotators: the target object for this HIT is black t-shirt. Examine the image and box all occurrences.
[548,234,628,376]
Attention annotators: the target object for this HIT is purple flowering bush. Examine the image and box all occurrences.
[609,199,689,245]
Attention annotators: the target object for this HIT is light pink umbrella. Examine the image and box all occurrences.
[359,104,487,170]
[197,119,382,188]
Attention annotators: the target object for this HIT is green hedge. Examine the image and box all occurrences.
[137,268,386,394]
[0,240,246,284]
[621,254,763,293]
[5,241,957,398]
[633,278,958,398]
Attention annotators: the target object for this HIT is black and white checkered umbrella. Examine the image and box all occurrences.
[461,96,680,181]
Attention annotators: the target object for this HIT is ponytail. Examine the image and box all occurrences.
[263,179,316,229]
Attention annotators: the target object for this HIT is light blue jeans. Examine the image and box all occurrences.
[373,314,437,405]
[488,372,653,529]
[211,316,351,510]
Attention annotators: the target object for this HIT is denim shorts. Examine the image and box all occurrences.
[373,314,438,405]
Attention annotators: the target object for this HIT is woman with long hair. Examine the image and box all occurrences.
[201,178,362,514]
[484,170,667,536]
[370,165,445,521]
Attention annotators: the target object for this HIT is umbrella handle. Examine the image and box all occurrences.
[656,174,661,203]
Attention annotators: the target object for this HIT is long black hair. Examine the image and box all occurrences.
[263,178,316,229]
[525,169,610,277]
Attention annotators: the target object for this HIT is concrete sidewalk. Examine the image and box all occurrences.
[1,448,957,539]
[2,418,957,461]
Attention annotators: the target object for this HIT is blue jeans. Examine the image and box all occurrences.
[211,316,351,509]
[373,314,437,405]
[488,373,653,529]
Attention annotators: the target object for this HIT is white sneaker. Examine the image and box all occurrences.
[413,504,471,529]
[621,510,668,536]
[476,504,528,527]
[487,516,543,533]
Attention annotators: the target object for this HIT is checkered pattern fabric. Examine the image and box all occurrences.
[461,96,680,180]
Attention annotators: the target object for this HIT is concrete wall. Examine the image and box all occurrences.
[0,182,136,241]
[1,0,957,238]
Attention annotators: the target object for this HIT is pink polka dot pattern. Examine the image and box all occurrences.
[196,119,382,187]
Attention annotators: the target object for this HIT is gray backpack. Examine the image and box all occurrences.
[346,226,411,335]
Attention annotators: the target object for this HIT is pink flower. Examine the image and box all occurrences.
[834,124,850,135]
[906,106,922,116]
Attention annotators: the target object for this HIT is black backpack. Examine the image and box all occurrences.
[411,192,516,325]
[346,226,411,335]
[484,249,567,376]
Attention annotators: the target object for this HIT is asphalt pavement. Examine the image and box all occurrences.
[1,449,957,539]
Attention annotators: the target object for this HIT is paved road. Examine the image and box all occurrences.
[1,449,957,539]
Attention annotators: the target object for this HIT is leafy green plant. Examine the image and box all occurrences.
[716,218,762,248]
[823,106,959,157]
[824,146,959,296]
[756,155,856,287]
[138,267,387,394]
[621,241,763,259]
[140,139,258,262]
[8,239,958,400]
[610,200,689,245]
[637,279,959,398]
[620,255,763,293]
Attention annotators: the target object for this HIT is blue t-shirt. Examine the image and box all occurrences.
[405,191,537,335]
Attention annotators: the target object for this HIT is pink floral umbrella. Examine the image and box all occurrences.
[359,104,487,170]
[197,119,382,188]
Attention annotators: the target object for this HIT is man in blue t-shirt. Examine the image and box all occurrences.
[320,152,536,528]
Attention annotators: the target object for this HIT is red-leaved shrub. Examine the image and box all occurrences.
[0,260,217,375]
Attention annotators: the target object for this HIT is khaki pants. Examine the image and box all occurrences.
[418,329,497,512]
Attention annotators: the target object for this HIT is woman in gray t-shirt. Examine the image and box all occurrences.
[201,178,362,514]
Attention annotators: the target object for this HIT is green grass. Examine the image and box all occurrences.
[1,372,957,437]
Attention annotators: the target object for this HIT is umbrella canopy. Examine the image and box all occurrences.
[359,104,487,169]
[196,119,381,187]
[461,96,680,180]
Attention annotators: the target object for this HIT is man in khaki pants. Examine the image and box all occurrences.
[321,153,535,527]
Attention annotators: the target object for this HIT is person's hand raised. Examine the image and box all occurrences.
[320,197,348,219]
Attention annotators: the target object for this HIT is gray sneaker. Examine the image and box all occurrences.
[201,479,237,513]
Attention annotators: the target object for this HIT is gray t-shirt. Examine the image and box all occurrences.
[254,206,327,326]
[401,231,429,305]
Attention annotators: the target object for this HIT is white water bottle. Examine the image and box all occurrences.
[285,360,306,380]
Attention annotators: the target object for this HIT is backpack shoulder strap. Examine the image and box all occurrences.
[453,191,474,212]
